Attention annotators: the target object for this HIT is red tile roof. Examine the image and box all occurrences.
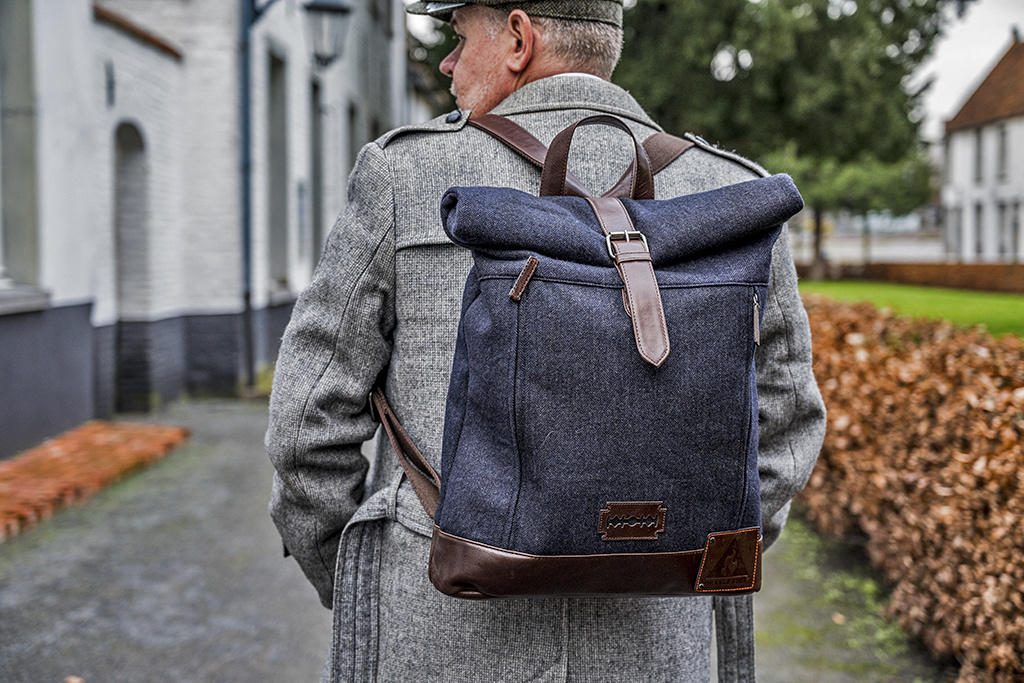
[93,4,183,61]
[946,38,1024,133]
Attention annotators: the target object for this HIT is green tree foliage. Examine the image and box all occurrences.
[409,28,457,115]
[615,0,973,273]
[617,0,971,164]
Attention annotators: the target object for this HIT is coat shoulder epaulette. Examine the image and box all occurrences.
[377,110,470,149]
[683,134,769,178]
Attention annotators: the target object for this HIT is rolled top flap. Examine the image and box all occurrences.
[441,174,803,267]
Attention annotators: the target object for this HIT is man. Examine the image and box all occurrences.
[267,2,826,681]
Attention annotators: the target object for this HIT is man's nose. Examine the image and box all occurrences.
[439,47,459,77]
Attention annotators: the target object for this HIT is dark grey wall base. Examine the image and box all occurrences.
[1,302,295,461]
[254,299,295,370]
[93,324,116,419]
[116,318,186,412]
[185,314,243,396]
[0,303,94,460]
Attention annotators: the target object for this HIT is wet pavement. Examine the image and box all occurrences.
[0,400,330,682]
[0,399,956,682]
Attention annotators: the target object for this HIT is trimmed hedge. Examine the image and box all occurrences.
[800,295,1024,681]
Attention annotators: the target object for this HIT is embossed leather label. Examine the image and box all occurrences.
[598,501,666,541]
[695,528,760,592]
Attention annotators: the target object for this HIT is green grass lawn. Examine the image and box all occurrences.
[798,280,1024,338]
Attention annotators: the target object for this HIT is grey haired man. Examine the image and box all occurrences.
[266,1,826,680]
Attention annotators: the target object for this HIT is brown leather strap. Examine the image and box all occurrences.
[543,115,653,199]
[370,386,440,518]
[603,132,695,198]
[467,116,591,198]
[468,114,693,199]
[586,196,670,367]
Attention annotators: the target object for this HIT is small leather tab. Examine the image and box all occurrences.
[695,528,761,593]
[509,256,540,302]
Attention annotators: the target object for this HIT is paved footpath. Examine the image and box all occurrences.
[0,400,331,682]
[0,399,953,682]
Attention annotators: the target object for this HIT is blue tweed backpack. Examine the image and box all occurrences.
[371,114,804,599]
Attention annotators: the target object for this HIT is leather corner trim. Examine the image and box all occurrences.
[694,528,761,593]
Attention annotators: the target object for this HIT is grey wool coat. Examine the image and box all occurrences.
[267,75,827,683]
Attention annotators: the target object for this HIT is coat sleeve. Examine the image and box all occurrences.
[266,142,396,608]
[755,226,827,549]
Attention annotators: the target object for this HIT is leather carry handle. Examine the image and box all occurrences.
[370,386,440,519]
[468,115,693,199]
[541,115,654,199]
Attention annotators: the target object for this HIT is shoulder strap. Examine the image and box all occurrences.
[370,386,440,519]
[467,114,694,198]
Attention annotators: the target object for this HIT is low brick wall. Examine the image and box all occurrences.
[827,263,1024,293]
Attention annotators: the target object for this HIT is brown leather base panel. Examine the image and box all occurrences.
[428,525,761,600]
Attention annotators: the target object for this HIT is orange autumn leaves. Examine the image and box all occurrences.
[0,421,189,542]
[801,295,1024,682]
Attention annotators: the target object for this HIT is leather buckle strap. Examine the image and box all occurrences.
[605,231,648,259]
[586,196,670,367]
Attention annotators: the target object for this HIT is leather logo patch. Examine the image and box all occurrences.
[695,528,760,592]
[598,501,666,541]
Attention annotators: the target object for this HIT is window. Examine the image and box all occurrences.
[998,202,1008,258]
[347,101,360,171]
[947,207,963,261]
[997,124,1008,182]
[942,136,951,186]
[0,0,39,288]
[1013,203,1021,263]
[974,128,984,184]
[267,52,289,293]
[975,203,984,257]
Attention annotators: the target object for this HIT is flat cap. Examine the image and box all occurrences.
[406,0,623,28]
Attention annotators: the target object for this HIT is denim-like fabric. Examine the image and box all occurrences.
[434,175,802,555]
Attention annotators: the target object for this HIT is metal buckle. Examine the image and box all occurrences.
[605,231,649,259]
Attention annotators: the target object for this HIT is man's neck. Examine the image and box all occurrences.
[512,63,607,92]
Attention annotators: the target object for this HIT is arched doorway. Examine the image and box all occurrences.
[114,122,150,412]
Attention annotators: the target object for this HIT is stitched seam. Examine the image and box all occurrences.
[770,273,804,490]
[290,144,395,577]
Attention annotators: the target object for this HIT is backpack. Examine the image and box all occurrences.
[371,114,804,599]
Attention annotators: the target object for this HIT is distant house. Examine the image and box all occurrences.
[942,30,1024,263]
[0,0,412,459]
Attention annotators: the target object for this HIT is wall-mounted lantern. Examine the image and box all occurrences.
[304,0,353,67]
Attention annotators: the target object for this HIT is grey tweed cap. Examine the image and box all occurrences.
[405,0,623,27]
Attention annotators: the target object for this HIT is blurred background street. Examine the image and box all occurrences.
[0,401,331,682]
[0,399,957,683]
[2,0,1023,679]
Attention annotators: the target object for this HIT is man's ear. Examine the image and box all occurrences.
[504,10,535,74]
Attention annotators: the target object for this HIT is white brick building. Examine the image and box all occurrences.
[0,0,413,458]
[942,32,1024,262]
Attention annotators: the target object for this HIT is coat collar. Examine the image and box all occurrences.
[486,75,662,132]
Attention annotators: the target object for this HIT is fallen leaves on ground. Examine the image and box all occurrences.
[0,421,189,542]
[800,295,1024,682]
